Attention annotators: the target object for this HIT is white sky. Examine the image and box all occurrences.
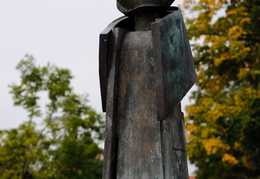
[0,0,195,175]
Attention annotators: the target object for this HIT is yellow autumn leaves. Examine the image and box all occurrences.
[185,88,259,166]
[222,153,239,165]
[183,0,259,176]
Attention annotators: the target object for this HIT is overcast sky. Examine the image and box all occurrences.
[1,0,120,129]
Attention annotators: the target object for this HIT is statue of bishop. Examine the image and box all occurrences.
[99,0,196,178]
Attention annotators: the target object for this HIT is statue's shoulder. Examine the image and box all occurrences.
[99,16,132,112]
[101,16,134,36]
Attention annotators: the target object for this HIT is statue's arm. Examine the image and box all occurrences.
[99,16,130,112]
[151,7,197,120]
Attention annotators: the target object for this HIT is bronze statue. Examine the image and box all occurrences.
[99,0,196,178]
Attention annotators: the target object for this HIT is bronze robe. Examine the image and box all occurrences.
[99,7,196,179]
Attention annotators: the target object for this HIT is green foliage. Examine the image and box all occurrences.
[183,0,260,178]
[0,55,104,178]
[0,122,43,179]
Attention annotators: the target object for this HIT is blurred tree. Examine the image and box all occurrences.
[183,0,260,178]
[0,55,103,178]
[0,122,48,179]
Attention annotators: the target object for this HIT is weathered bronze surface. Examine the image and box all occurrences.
[152,8,197,120]
[99,2,196,178]
[116,30,163,178]
[101,28,128,179]
[99,17,133,112]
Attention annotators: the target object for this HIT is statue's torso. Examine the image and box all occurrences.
[117,31,164,178]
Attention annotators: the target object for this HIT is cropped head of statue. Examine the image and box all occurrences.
[117,0,175,14]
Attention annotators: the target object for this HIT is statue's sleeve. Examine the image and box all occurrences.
[151,7,197,121]
[99,16,129,112]
[99,22,129,179]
